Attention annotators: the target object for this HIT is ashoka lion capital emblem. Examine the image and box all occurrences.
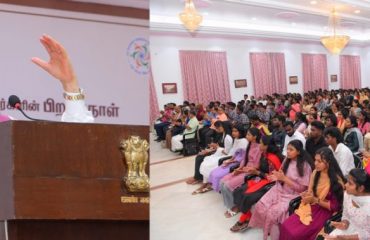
[120,136,149,192]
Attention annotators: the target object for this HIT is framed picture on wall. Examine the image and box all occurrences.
[289,76,298,84]
[162,83,178,94]
[330,75,338,82]
[234,79,247,88]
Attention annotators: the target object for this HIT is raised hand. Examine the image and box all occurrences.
[31,34,79,93]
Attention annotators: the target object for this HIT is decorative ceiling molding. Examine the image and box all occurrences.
[224,0,370,23]
[150,21,369,47]
[151,0,370,46]
[338,0,370,9]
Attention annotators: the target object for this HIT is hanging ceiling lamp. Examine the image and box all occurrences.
[320,8,350,54]
[179,0,203,32]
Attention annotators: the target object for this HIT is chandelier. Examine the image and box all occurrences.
[320,8,350,54]
[179,0,203,32]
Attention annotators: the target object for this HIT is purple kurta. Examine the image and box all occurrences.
[248,159,312,240]
[279,191,340,240]
[221,142,262,191]
[208,148,245,192]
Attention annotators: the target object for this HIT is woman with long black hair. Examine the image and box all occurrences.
[247,140,314,240]
[279,147,346,240]
[220,127,262,217]
[186,120,235,185]
[344,115,364,153]
[192,122,247,193]
[230,135,283,232]
[326,168,370,240]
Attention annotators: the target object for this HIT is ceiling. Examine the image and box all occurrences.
[150,0,370,44]
[69,0,149,9]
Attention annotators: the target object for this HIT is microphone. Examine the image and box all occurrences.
[8,95,46,121]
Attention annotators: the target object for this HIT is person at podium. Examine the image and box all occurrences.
[0,34,94,123]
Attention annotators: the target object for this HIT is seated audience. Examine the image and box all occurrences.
[325,114,338,128]
[199,107,228,148]
[247,140,314,240]
[196,104,206,121]
[324,127,355,176]
[186,122,235,185]
[205,125,249,193]
[343,116,364,153]
[165,119,185,149]
[234,104,249,126]
[250,115,271,137]
[226,102,237,121]
[154,104,173,141]
[304,113,319,138]
[171,110,199,152]
[282,121,306,157]
[257,104,271,123]
[326,168,370,240]
[220,128,262,217]
[271,115,286,152]
[305,121,328,159]
[289,97,301,122]
[294,112,308,135]
[316,94,328,113]
[302,99,313,114]
[321,107,335,125]
[350,99,362,117]
[280,147,345,240]
[230,136,283,232]
[310,106,321,121]
[337,109,349,134]
[193,124,247,194]
[357,110,370,135]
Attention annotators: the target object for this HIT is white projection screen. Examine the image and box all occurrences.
[0,4,149,125]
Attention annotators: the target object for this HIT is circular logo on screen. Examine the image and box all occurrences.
[127,38,150,75]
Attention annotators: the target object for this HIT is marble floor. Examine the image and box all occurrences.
[150,133,266,240]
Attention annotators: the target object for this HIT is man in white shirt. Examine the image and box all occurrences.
[171,110,199,152]
[282,121,306,157]
[0,34,93,123]
[324,127,355,176]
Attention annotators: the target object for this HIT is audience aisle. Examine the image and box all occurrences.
[150,133,182,164]
[150,136,265,240]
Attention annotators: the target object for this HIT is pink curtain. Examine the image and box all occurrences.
[179,51,231,104]
[149,69,160,123]
[250,53,287,98]
[302,53,328,92]
[340,55,361,89]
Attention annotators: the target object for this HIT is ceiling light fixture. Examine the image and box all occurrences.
[179,0,203,32]
[354,10,360,14]
[310,1,317,5]
[320,8,350,54]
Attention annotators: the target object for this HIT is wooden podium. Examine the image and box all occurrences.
[0,121,149,240]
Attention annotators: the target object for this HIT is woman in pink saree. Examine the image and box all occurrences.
[247,140,314,240]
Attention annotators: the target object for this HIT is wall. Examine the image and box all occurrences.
[364,46,370,88]
[0,4,149,125]
[151,34,369,108]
